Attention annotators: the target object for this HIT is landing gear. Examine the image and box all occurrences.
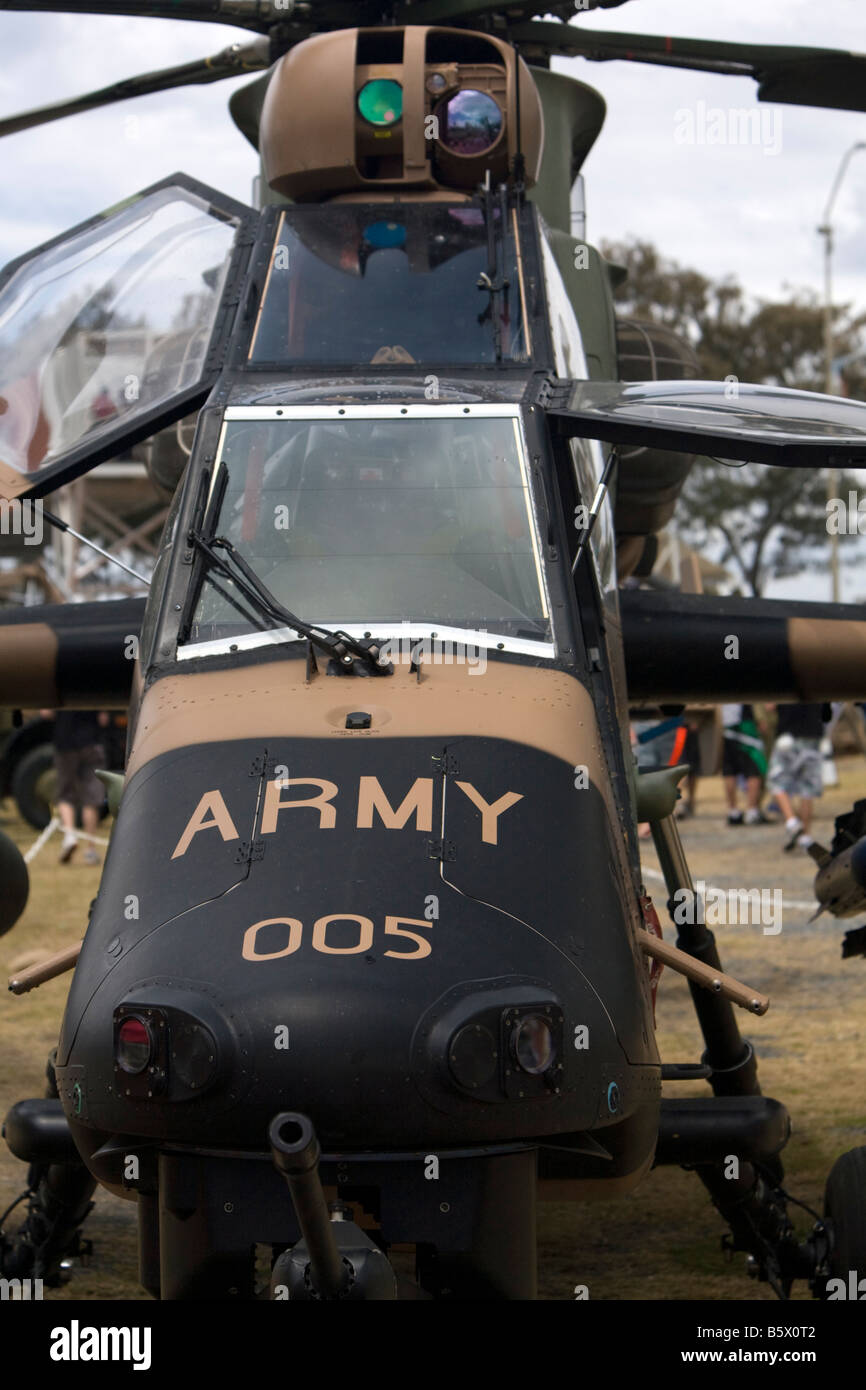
[0,1162,95,1286]
[0,1051,96,1286]
[648,810,832,1299]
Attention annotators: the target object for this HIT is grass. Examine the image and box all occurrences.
[1,760,864,1301]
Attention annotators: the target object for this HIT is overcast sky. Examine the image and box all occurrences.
[0,1,863,599]
[0,1,863,301]
[572,0,866,308]
[1,0,861,301]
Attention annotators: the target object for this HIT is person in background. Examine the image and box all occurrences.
[40,709,109,865]
[766,702,830,852]
[90,385,117,422]
[631,712,691,837]
[722,703,769,825]
[675,718,702,820]
[835,701,866,755]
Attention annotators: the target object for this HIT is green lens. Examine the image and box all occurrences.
[358,79,403,127]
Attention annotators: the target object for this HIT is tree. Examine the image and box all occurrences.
[601,238,866,594]
[677,460,859,598]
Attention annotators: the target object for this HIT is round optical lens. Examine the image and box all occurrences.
[117,1016,152,1075]
[357,79,403,127]
[449,1023,498,1091]
[512,1016,555,1076]
[435,89,503,155]
[172,1023,217,1091]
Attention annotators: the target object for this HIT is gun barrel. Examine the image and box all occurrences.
[269,1112,347,1299]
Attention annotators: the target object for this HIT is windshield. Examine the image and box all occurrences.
[182,409,550,649]
[247,205,528,366]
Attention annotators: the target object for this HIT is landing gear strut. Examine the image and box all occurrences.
[0,1051,96,1285]
[649,811,832,1299]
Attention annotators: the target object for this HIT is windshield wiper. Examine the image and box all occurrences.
[188,530,393,676]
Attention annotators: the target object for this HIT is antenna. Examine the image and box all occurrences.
[512,41,526,193]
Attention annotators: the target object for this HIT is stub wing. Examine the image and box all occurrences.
[545,378,866,469]
[0,598,144,708]
[620,590,866,704]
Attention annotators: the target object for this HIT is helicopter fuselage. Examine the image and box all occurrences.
[49,203,661,1289]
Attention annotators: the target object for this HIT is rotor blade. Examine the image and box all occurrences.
[0,0,382,30]
[391,1,630,25]
[509,22,866,113]
[0,1,275,31]
[0,38,270,138]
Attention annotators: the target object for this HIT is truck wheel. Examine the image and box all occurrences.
[0,829,29,934]
[824,1146,866,1294]
[12,744,56,829]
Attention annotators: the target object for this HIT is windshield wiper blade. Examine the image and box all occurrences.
[188,531,393,676]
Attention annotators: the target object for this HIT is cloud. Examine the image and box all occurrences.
[560,0,866,305]
[0,3,861,308]
[0,13,259,263]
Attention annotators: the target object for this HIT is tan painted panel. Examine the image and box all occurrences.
[789,617,866,698]
[127,658,607,783]
[260,25,543,202]
[0,623,58,705]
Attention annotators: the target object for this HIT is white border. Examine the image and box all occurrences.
[223,404,522,420]
[178,622,555,663]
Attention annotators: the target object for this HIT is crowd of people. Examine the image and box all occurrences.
[633,701,845,852]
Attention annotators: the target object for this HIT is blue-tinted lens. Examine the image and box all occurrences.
[436,89,503,155]
[363,220,407,249]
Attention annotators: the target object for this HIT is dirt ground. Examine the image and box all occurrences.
[1,761,864,1301]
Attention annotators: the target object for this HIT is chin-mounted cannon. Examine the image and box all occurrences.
[268,1112,397,1301]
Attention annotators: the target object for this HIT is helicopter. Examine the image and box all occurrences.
[1,0,866,1301]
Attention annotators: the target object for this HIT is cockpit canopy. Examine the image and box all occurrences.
[247,204,529,368]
